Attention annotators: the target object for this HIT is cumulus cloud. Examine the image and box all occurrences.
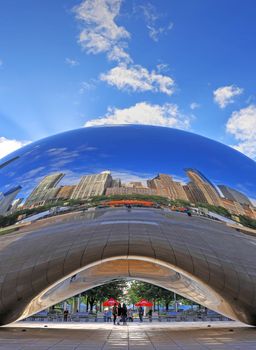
[0,137,28,159]
[226,104,256,160]
[213,85,243,108]
[100,64,175,95]
[74,0,131,63]
[84,101,190,129]
[73,1,176,95]
[65,58,79,67]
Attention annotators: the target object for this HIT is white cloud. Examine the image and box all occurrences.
[139,3,173,42]
[84,101,190,129]
[0,137,28,159]
[74,0,131,63]
[226,104,256,159]
[100,64,175,95]
[147,22,173,42]
[213,85,243,108]
[65,58,79,67]
[73,1,176,95]
[190,102,200,110]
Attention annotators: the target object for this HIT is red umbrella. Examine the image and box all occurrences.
[103,298,119,306]
[135,299,153,307]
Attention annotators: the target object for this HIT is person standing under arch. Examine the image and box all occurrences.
[112,303,118,325]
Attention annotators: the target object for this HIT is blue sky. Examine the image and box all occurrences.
[0,0,256,160]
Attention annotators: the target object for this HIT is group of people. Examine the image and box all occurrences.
[63,304,151,323]
[111,303,135,325]
[111,304,149,324]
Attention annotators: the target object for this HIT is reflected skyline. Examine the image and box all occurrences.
[11,167,255,220]
[0,125,255,223]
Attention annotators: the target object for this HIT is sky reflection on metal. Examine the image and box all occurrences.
[0,125,255,209]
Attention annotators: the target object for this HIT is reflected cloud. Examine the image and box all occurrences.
[0,125,255,227]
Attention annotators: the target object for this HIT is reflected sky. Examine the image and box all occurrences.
[0,125,255,201]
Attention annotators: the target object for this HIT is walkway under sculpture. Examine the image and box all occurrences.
[0,207,256,325]
[1,322,256,350]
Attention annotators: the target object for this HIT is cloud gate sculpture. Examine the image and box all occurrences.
[0,125,256,326]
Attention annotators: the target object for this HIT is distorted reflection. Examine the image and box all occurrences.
[0,125,255,229]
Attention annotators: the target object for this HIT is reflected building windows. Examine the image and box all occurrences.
[25,173,64,207]
[56,185,75,200]
[185,169,222,206]
[218,185,252,206]
[0,185,22,215]
[147,173,188,201]
[71,171,112,200]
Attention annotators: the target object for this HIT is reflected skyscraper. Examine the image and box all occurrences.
[0,185,22,215]
[218,185,252,206]
[25,173,64,207]
[148,173,188,201]
[71,171,112,199]
[185,168,222,206]
[56,185,75,200]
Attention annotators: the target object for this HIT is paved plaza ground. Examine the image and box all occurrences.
[1,321,256,349]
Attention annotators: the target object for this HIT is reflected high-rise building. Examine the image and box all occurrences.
[56,185,75,200]
[183,182,208,204]
[185,169,221,206]
[218,185,252,206]
[0,186,22,215]
[147,173,188,201]
[111,178,121,188]
[71,171,112,200]
[25,173,64,207]
[220,197,245,216]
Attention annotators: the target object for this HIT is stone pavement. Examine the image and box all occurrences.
[1,321,256,349]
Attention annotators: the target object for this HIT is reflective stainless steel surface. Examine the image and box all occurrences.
[0,125,256,325]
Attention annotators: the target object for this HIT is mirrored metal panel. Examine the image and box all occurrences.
[0,125,255,221]
[0,125,256,325]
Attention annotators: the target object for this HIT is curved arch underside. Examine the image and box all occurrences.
[0,208,256,325]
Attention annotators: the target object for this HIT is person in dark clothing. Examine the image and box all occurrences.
[138,306,144,322]
[112,304,118,325]
[117,303,122,325]
[148,309,152,322]
[121,303,127,325]
[63,309,68,322]
[186,209,192,217]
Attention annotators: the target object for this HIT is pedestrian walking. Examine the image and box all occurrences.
[121,303,127,325]
[138,306,143,322]
[63,309,68,322]
[117,303,122,325]
[107,309,112,322]
[112,304,118,325]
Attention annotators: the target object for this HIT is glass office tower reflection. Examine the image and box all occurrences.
[0,125,256,325]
